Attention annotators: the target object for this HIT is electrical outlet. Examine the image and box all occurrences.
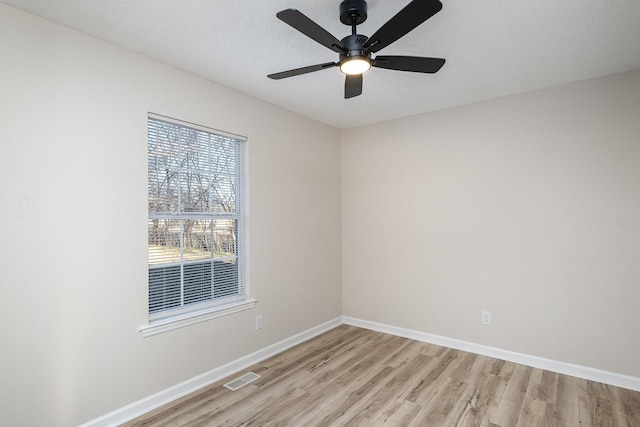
[255,314,263,330]
[481,311,491,325]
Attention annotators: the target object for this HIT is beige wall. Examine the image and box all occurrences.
[0,4,341,426]
[342,69,640,378]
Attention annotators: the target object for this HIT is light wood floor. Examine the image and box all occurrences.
[124,325,640,426]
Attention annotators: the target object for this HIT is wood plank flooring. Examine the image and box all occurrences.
[124,325,640,426]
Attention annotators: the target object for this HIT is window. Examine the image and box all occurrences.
[143,113,253,336]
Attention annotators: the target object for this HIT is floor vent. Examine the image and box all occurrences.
[223,372,261,391]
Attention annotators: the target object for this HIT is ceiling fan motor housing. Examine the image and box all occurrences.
[340,0,368,25]
[340,34,369,62]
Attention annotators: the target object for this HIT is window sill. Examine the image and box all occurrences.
[139,298,257,338]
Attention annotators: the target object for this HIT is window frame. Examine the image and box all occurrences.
[141,113,254,337]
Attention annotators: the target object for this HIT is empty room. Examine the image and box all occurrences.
[1,0,639,426]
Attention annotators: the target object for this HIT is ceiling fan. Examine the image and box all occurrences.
[267,0,445,99]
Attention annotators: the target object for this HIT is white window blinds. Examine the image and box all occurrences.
[147,113,247,322]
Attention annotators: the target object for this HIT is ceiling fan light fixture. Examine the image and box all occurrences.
[340,57,371,75]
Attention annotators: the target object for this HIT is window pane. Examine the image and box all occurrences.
[181,171,210,213]
[178,128,203,169]
[211,175,236,213]
[214,260,239,298]
[213,219,237,257]
[148,167,180,213]
[183,219,214,262]
[211,138,237,175]
[184,260,213,305]
[148,219,181,265]
[149,265,181,313]
[148,125,180,213]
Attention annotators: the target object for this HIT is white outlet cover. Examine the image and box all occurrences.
[481,311,491,325]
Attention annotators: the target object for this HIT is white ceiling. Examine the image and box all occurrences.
[3,0,640,129]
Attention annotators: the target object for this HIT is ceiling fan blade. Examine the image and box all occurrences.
[364,0,442,54]
[268,62,337,80]
[277,9,345,53]
[345,74,363,99]
[373,56,445,73]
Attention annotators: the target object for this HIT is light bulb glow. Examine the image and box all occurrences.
[340,57,371,75]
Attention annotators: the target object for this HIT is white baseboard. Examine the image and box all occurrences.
[342,316,640,392]
[80,317,343,427]
[83,315,640,426]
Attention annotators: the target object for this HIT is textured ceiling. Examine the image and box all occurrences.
[3,0,640,129]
